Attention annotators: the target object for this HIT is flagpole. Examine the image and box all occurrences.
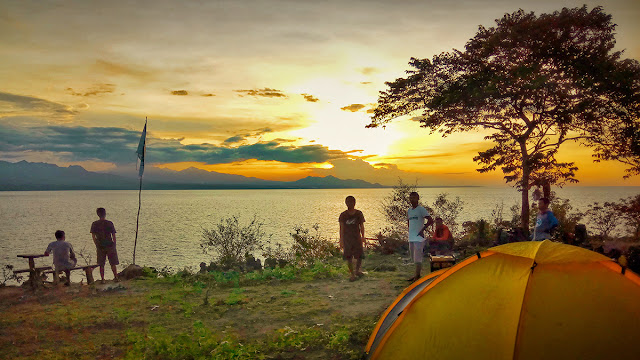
[133,117,147,265]
[133,175,142,265]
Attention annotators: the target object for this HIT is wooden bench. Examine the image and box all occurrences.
[44,265,100,285]
[430,255,456,272]
[13,266,52,288]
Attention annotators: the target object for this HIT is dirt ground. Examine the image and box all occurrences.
[0,254,421,359]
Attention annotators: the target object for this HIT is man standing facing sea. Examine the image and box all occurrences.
[91,207,119,282]
[339,195,366,282]
[407,192,433,282]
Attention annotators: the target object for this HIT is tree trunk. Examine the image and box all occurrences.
[521,153,531,237]
[543,181,551,200]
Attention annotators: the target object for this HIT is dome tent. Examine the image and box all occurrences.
[365,240,640,360]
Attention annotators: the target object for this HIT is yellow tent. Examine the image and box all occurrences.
[365,240,640,360]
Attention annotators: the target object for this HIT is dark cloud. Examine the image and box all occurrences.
[410,116,425,122]
[301,93,319,102]
[66,84,115,97]
[366,108,375,114]
[341,103,365,112]
[0,123,347,165]
[201,93,215,97]
[360,81,372,85]
[234,88,287,98]
[0,92,76,119]
[171,90,189,96]
[223,127,273,144]
[224,135,245,144]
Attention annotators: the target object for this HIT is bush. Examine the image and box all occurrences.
[371,232,405,254]
[583,202,622,241]
[380,179,429,237]
[430,193,464,237]
[617,194,640,240]
[549,197,583,242]
[201,215,267,270]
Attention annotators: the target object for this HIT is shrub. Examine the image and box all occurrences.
[616,194,640,239]
[430,193,464,237]
[380,179,430,237]
[201,215,267,270]
[371,231,405,254]
[583,202,622,240]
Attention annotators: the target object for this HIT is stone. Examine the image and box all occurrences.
[118,264,144,280]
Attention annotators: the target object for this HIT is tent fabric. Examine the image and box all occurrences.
[366,269,446,354]
[366,240,640,360]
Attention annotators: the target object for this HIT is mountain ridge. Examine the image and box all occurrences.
[0,160,386,190]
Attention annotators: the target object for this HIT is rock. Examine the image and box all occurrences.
[118,264,144,280]
[264,258,277,269]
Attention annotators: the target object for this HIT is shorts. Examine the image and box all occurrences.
[54,258,77,271]
[409,241,425,264]
[97,245,119,266]
[343,237,364,260]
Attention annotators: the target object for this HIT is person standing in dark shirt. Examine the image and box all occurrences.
[339,196,366,282]
[90,207,119,282]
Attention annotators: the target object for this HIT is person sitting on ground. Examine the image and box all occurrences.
[532,197,559,241]
[44,230,77,286]
[429,217,453,255]
[339,195,366,282]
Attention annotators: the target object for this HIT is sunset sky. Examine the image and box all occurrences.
[1,0,639,186]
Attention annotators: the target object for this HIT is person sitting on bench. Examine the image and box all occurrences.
[45,230,77,286]
[429,217,453,255]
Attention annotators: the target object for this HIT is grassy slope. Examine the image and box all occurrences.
[0,253,421,360]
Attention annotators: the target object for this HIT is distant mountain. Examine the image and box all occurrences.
[286,175,384,188]
[0,161,385,190]
[0,160,135,190]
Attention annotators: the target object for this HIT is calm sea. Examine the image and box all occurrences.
[1,187,638,280]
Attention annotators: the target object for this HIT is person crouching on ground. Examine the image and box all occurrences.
[45,230,77,286]
[339,195,366,282]
[407,192,433,282]
[90,207,119,282]
[429,217,453,255]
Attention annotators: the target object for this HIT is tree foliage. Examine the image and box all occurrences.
[201,216,267,268]
[369,6,640,232]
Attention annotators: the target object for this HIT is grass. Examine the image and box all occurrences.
[0,252,426,359]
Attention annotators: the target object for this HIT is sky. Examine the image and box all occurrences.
[1,0,639,186]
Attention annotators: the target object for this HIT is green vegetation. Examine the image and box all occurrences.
[0,252,421,360]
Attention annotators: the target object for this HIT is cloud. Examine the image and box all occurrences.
[311,158,414,185]
[223,135,245,144]
[234,88,287,98]
[94,59,153,79]
[0,92,76,120]
[0,123,348,165]
[360,81,372,85]
[360,67,379,75]
[171,90,189,95]
[341,103,365,112]
[301,93,319,102]
[201,93,215,97]
[66,84,115,97]
[223,127,274,144]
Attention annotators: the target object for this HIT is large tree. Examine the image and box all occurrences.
[369,6,640,233]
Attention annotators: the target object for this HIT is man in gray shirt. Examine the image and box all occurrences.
[45,230,77,286]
